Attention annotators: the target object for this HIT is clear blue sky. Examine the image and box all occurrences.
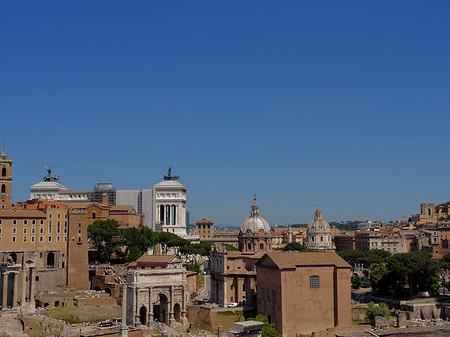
[2,1,450,226]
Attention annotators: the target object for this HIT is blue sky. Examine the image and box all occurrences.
[2,1,450,226]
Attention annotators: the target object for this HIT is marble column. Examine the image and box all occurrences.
[134,287,139,326]
[119,283,129,337]
[29,268,35,308]
[148,287,153,323]
[2,272,8,308]
[21,268,27,304]
[169,285,174,324]
[12,272,19,307]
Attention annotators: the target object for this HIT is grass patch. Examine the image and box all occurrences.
[197,274,205,291]
[217,310,243,316]
[45,306,78,319]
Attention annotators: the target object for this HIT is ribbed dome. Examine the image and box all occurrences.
[240,199,271,233]
[307,208,331,234]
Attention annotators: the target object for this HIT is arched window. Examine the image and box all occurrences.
[310,275,319,288]
[1,184,5,194]
[1,168,6,177]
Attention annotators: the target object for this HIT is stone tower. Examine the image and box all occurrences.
[66,208,89,290]
[238,198,273,253]
[0,147,12,209]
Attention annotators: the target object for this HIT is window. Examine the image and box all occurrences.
[260,243,264,250]
[40,220,44,225]
[24,219,28,225]
[49,213,52,218]
[56,236,60,242]
[273,290,277,304]
[320,236,323,242]
[1,184,5,194]
[31,228,35,234]
[57,214,60,219]
[48,236,52,242]
[40,228,44,234]
[23,228,27,234]
[247,243,251,250]
[49,225,52,234]
[23,236,27,242]
[12,236,16,243]
[39,237,43,242]
[64,236,67,242]
[12,228,16,234]
[31,236,35,242]
[266,289,271,302]
[12,219,16,225]
[32,219,36,225]
[262,287,265,301]
[92,212,96,219]
[242,283,246,293]
[0,220,2,225]
[310,275,320,289]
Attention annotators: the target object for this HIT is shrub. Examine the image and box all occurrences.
[366,302,389,325]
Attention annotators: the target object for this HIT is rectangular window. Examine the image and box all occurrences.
[48,236,52,242]
[57,214,60,219]
[64,236,67,242]
[32,219,36,225]
[40,228,44,234]
[23,219,28,225]
[310,275,320,289]
[12,236,16,242]
[31,236,35,242]
[56,236,60,242]
[267,289,271,302]
[0,220,2,225]
[12,228,16,234]
[12,219,16,225]
[49,213,52,218]
[31,228,35,234]
[40,220,44,225]
[39,237,43,242]
[23,228,27,234]
[49,225,52,234]
[23,236,27,242]
[242,283,246,293]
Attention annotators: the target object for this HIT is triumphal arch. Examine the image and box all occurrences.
[125,256,188,328]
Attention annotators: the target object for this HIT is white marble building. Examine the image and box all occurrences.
[29,181,89,202]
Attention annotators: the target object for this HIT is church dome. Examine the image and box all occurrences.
[240,199,271,233]
[307,208,331,234]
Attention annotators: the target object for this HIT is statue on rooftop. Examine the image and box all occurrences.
[44,166,60,182]
[164,165,179,181]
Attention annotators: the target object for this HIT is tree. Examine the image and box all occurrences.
[359,250,391,267]
[369,263,389,291]
[248,314,280,337]
[121,227,158,262]
[157,232,190,256]
[283,242,306,252]
[87,219,122,263]
[337,250,364,264]
[351,275,362,289]
[366,302,390,325]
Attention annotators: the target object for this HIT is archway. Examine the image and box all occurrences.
[139,305,147,326]
[93,286,101,292]
[105,288,111,296]
[173,303,181,323]
[47,252,55,268]
[153,293,169,323]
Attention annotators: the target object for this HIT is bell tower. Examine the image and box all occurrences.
[0,147,12,209]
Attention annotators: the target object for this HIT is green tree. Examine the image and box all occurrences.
[283,242,306,251]
[351,275,362,289]
[337,250,364,264]
[157,232,190,255]
[248,314,280,337]
[87,219,122,263]
[359,250,391,267]
[121,227,158,262]
[366,302,390,325]
[186,262,201,273]
[369,263,389,291]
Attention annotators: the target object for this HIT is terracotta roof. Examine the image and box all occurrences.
[186,270,197,276]
[258,252,351,269]
[226,251,244,258]
[110,205,136,213]
[136,254,175,263]
[0,209,46,218]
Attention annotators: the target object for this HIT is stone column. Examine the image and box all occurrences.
[134,287,139,326]
[181,286,187,318]
[29,267,35,308]
[119,283,129,337]
[148,287,153,323]
[222,278,227,307]
[2,272,8,308]
[169,285,174,324]
[12,272,19,307]
[21,268,27,304]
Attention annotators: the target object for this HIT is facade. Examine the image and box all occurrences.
[256,252,351,337]
[125,255,188,328]
[306,208,335,252]
[196,218,214,239]
[333,234,355,251]
[210,199,272,307]
[355,228,407,253]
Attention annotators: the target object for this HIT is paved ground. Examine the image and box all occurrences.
[199,274,210,298]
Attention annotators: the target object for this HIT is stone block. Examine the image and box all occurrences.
[374,316,389,330]
[397,311,407,328]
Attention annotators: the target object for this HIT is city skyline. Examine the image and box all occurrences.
[2,1,450,226]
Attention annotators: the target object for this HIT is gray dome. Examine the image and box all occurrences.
[307,208,331,234]
[240,199,271,233]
